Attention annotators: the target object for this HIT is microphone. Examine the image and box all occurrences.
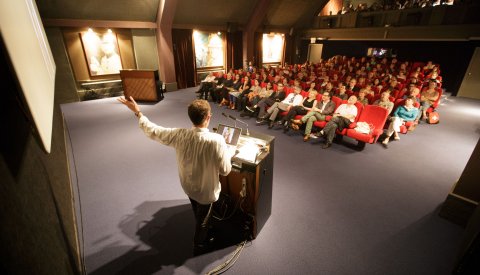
[229,114,250,136]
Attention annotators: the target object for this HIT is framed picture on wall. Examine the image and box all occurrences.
[262,33,285,64]
[193,31,225,69]
[80,29,123,76]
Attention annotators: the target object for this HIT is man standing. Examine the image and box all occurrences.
[118,97,233,254]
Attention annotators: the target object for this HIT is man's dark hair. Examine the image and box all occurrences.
[188,99,211,126]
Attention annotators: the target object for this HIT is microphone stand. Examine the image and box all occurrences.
[222,112,250,136]
[230,115,250,136]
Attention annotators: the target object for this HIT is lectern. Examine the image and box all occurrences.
[218,131,274,240]
[120,70,164,102]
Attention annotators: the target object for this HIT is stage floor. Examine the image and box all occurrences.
[62,88,480,274]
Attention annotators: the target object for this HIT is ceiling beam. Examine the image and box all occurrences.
[42,19,156,29]
[243,0,271,66]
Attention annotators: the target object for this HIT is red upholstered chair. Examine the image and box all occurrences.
[369,94,380,105]
[346,105,390,150]
[284,87,293,96]
[301,82,309,90]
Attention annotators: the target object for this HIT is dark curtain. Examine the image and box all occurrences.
[254,32,263,68]
[172,29,195,89]
[226,31,243,70]
[284,35,294,66]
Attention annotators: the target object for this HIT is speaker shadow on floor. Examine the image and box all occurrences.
[88,200,243,275]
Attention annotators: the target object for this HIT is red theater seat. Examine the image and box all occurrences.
[346,105,390,149]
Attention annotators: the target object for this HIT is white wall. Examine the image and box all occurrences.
[0,0,56,153]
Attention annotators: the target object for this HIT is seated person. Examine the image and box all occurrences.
[197,72,216,100]
[374,91,394,115]
[292,91,336,141]
[382,96,419,147]
[419,79,440,120]
[218,73,233,106]
[362,84,375,97]
[227,74,243,109]
[258,86,304,128]
[335,83,349,100]
[321,82,335,95]
[240,79,262,111]
[211,72,225,103]
[255,81,274,104]
[347,78,360,94]
[281,89,318,132]
[234,77,251,111]
[247,83,287,120]
[317,95,358,149]
[357,89,369,106]
[306,82,318,94]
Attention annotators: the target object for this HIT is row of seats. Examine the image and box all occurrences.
[268,89,438,149]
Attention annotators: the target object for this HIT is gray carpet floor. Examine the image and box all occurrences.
[61,87,480,275]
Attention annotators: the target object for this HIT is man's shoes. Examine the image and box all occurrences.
[322,142,331,149]
[292,119,302,125]
[309,133,319,139]
[193,237,215,256]
[246,106,256,113]
[268,121,274,129]
[303,135,310,142]
[256,118,267,124]
[382,137,389,148]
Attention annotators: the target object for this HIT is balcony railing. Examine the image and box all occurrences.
[314,4,480,29]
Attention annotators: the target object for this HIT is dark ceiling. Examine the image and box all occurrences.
[36,0,328,31]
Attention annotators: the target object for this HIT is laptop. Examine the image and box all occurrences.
[217,124,242,155]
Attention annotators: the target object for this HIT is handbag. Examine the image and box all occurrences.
[355,121,373,134]
[427,112,440,124]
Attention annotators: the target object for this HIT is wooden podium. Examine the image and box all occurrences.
[120,70,164,102]
[218,131,274,240]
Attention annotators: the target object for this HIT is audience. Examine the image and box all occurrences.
[203,53,442,149]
